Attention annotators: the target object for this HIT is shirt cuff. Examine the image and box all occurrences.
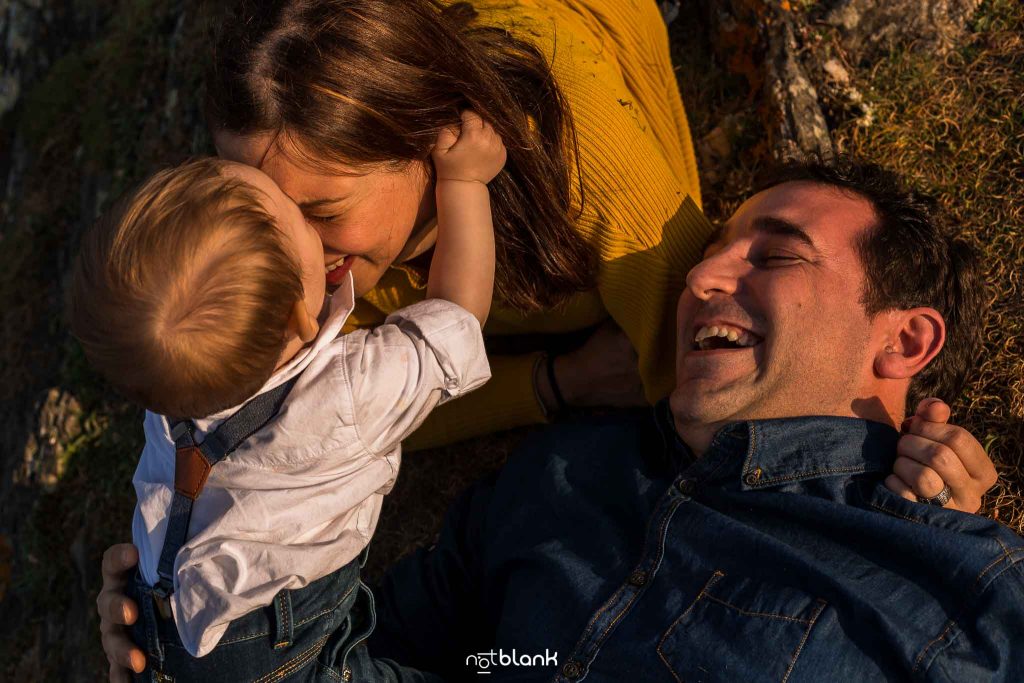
[384,299,491,402]
[403,351,550,452]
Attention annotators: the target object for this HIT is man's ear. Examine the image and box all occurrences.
[289,299,320,344]
[874,308,945,380]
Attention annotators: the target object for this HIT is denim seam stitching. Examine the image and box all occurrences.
[218,631,271,647]
[866,500,925,525]
[293,581,359,630]
[216,580,357,647]
[340,581,377,672]
[699,594,817,623]
[781,599,827,683]
[657,571,725,682]
[741,423,758,479]
[967,547,1024,596]
[251,634,329,683]
[570,494,683,671]
[321,662,344,681]
[757,464,876,487]
[273,593,291,649]
[911,549,1024,672]
[594,494,684,650]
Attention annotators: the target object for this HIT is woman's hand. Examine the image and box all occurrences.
[540,321,647,411]
[885,398,998,513]
[97,543,146,681]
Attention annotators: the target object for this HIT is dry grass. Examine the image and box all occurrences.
[833,3,1024,529]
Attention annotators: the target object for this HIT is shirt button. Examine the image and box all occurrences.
[561,661,583,679]
[744,469,763,486]
[677,479,697,496]
[628,569,648,587]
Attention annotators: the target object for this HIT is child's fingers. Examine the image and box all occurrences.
[460,109,485,131]
[433,126,460,155]
[914,397,951,424]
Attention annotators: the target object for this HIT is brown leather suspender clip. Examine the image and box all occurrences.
[174,445,212,500]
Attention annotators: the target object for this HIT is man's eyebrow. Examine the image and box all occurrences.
[297,198,347,211]
[752,216,817,249]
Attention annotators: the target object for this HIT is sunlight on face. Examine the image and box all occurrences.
[219,162,327,319]
[671,182,887,430]
[215,130,435,298]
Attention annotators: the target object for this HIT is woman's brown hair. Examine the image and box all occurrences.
[206,0,596,312]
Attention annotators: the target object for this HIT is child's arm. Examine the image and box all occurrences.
[428,110,506,326]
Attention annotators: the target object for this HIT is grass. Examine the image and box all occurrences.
[0,1,1021,679]
[832,0,1024,527]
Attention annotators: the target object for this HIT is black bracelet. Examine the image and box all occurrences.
[545,352,570,413]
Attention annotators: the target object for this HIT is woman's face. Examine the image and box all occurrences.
[215,130,436,297]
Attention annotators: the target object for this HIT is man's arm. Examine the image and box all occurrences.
[916,551,1024,681]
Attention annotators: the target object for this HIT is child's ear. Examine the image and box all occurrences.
[290,300,320,343]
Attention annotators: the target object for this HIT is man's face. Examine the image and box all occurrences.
[671,181,889,432]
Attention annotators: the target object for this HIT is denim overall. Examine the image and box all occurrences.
[127,379,389,682]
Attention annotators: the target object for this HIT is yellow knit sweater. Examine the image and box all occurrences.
[348,0,713,449]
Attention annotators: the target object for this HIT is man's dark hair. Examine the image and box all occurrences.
[757,156,987,409]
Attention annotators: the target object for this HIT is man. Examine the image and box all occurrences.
[365,159,1018,681]
[99,159,1010,681]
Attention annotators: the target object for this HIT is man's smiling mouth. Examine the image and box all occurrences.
[692,324,762,351]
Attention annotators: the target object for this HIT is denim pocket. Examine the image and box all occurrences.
[657,571,826,683]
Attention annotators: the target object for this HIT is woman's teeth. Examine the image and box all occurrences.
[325,256,349,273]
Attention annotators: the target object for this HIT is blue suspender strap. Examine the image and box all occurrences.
[152,377,300,618]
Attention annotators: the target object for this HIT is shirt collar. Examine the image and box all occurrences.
[199,272,356,426]
[679,415,900,490]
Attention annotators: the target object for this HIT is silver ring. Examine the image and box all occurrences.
[918,484,952,507]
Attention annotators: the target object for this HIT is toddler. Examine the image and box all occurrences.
[70,111,505,681]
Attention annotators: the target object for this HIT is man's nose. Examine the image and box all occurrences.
[685,252,741,301]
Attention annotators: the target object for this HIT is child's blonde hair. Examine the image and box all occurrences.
[69,158,304,418]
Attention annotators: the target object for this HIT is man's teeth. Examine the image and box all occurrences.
[693,325,758,349]
[325,256,349,273]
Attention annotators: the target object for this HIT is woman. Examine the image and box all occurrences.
[206,0,705,449]
[98,0,997,678]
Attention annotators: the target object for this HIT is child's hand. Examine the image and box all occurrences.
[885,398,998,513]
[432,110,507,185]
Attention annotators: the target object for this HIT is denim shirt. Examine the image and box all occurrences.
[374,405,1024,682]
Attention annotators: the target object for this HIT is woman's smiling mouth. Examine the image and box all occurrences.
[325,255,355,285]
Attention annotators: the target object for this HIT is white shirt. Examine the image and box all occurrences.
[131,273,490,656]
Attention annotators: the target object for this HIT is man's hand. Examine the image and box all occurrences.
[885,398,998,513]
[97,543,146,681]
